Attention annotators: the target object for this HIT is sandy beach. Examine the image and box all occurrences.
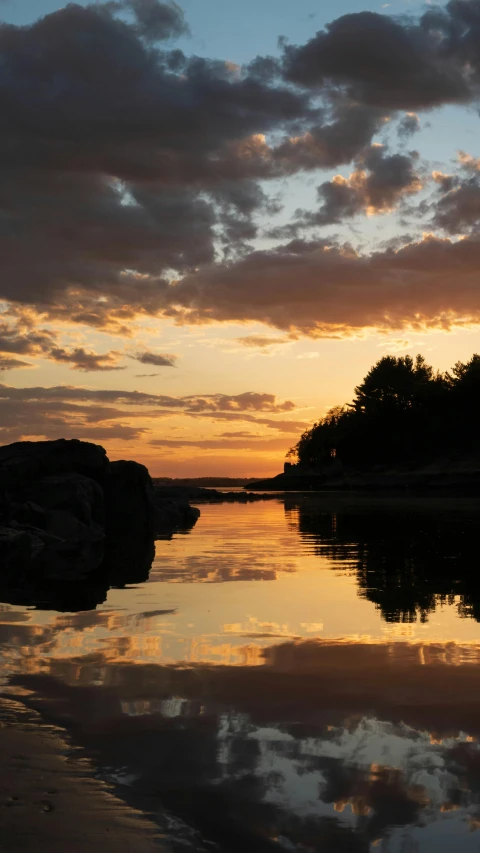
[0,698,167,853]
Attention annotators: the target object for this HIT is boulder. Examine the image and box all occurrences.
[31,473,105,530]
[102,460,156,584]
[0,525,45,572]
[106,460,155,540]
[152,489,201,538]
[3,472,106,579]
[10,501,47,529]
[0,438,109,487]
[0,439,200,610]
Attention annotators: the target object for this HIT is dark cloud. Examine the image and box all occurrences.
[181,392,295,413]
[236,335,291,348]
[0,398,142,422]
[397,112,420,140]
[133,351,177,366]
[189,412,309,433]
[0,1,312,314]
[0,385,295,413]
[124,0,189,41]
[0,396,147,442]
[270,101,387,173]
[135,372,161,377]
[2,1,479,339]
[247,54,280,82]
[217,431,262,438]
[431,171,458,194]
[3,423,145,442]
[0,356,32,370]
[431,153,480,234]
[433,176,480,233]
[282,8,472,109]
[49,347,125,371]
[161,232,480,336]
[1,173,216,310]
[0,396,306,436]
[0,322,55,355]
[149,437,291,451]
[302,145,422,227]
[0,384,305,445]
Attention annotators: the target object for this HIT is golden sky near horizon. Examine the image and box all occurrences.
[3,0,480,476]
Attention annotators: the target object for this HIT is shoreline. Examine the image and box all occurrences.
[0,697,168,853]
[247,467,480,493]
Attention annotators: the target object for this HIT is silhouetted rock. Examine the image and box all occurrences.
[0,439,200,610]
[0,525,45,571]
[107,460,155,539]
[32,473,105,529]
[0,438,109,486]
[2,470,106,580]
[152,483,201,537]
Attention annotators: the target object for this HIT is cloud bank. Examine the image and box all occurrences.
[1,0,480,344]
[0,383,305,444]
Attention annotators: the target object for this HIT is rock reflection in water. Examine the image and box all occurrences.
[0,534,156,612]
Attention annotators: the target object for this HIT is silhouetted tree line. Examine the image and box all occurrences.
[290,353,480,468]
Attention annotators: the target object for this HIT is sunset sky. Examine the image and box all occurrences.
[2,0,480,476]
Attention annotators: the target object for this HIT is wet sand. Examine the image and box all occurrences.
[0,698,167,852]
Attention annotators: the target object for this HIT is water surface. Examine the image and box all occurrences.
[3,497,480,852]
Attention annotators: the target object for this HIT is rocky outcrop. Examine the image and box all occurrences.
[107,460,155,539]
[0,438,110,485]
[0,439,200,609]
[152,488,201,538]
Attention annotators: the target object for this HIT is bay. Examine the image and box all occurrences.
[3,496,480,852]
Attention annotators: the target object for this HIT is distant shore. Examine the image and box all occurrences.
[153,477,261,487]
[248,462,480,493]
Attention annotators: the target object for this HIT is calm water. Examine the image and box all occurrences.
[3,496,480,851]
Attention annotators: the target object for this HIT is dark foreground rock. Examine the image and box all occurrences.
[0,439,199,610]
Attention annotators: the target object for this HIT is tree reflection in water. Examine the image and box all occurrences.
[285,498,480,623]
